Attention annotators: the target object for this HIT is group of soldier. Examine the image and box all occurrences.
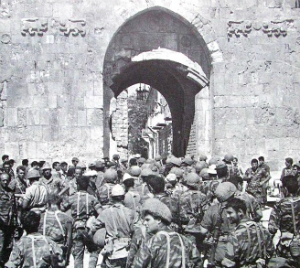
[0,152,300,268]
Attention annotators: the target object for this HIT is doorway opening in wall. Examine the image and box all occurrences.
[113,83,173,160]
[103,7,211,158]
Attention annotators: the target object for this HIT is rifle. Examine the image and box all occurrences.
[206,204,224,268]
[61,221,72,266]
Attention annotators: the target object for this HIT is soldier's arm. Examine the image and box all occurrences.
[221,233,239,268]
[252,198,263,222]
[268,204,280,235]
[5,242,23,268]
[92,197,102,216]
[126,227,145,268]
[132,237,153,268]
[22,186,34,210]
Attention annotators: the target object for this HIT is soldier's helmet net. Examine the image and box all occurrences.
[142,198,172,224]
[185,172,200,186]
[104,169,118,183]
[215,182,237,202]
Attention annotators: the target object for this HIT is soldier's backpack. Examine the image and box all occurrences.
[157,231,187,268]
[238,221,267,267]
[289,198,300,257]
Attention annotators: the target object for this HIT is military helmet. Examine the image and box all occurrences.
[111,184,125,196]
[26,169,40,180]
[104,169,118,183]
[185,172,201,186]
[142,198,172,224]
[215,182,237,202]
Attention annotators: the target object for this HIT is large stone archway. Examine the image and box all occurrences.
[103,7,212,157]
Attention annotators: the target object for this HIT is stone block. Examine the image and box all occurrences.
[40,109,50,125]
[0,19,10,33]
[87,109,103,126]
[53,3,74,18]
[46,82,64,96]
[84,95,103,109]
[77,110,87,126]
[4,142,19,158]
[33,96,48,108]
[26,109,40,125]
[5,108,18,127]
[265,138,280,151]
[31,126,43,142]
[90,126,103,140]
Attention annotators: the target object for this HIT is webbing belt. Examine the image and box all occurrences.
[43,211,64,237]
[27,234,50,268]
[76,192,89,218]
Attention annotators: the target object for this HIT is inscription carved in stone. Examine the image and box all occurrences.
[21,18,48,36]
[227,19,293,38]
[58,19,86,37]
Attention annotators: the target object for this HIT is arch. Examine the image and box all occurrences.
[103,6,212,157]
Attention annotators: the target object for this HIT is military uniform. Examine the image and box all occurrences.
[97,202,135,268]
[132,225,201,268]
[126,225,151,268]
[179,190,208,226]
[200,203,235,267]
[22,181,48,212]
[124,189,141,215]
[244,167,269,204]
[268,196,300,263]
[8,177,27,195]
[235,191,262,222]
[40,176,62,195]
[61,190,101,268]
[38,210,73,245]
[0,185,14,266]
[5,232,63,268]
[98,183,116,205]
[222,218,274,268]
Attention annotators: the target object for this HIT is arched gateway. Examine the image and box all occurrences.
[103,7,212,157]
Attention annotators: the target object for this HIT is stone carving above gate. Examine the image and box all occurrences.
[228,19,293,38]
[57,19,86,37]
[21,18,48,36]
[20,18,86,37]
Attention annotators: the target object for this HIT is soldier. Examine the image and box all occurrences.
[180,172,208,228]
[2,161,14,181]
[96,184,135,268]
[22,169,48,213]
[132,198,201,268]
[94,160,106,190]
[61,173,101,268]
[268,175,300,266]
[123,173,141,217]
[5,211,64,268]
[258,156,270,174]
[97,169,118,205]
[40,162,62,195]
[228,176,262,222]
[38,192,73,265]
[9,166,27,195]
[145,174,181,229]
[281,157,296,181]
[0,173,14,268]
[221,198,274,268]
[199,182,237,268]
[136,168,152,200]
[51,161,62,180]
[244,158,270,205]
[61,174,101,268]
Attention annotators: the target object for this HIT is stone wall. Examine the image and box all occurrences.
[0,0,299,171]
